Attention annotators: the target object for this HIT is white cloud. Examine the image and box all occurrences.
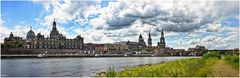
[40,0,100,24]
[1,18,29,43]
[206,23,222,32]
[3,0,239,50]
[0,19,29,43]
[0,19,10,43]
[74,29,114,43]
[74,0,239,49]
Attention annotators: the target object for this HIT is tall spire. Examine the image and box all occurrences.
[53,19,56,28]
[161,29,164,37]
[148,26,152,47]
[139,34,142,38]
[50,19,59,39]
[159,28,165,48]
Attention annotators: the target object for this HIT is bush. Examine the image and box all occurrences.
[224,55,239,69]
[203,51,221,59]
[106,66,115,77]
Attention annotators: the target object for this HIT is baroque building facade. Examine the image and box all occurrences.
[25,20,84,49]
[3,32,25,48]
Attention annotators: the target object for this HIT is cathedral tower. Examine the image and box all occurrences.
[148,30,152,47]
[50,20,59,39]
[159,29,165,48]
[138,34,146,47]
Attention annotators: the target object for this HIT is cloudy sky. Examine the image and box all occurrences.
[1,0,239,50]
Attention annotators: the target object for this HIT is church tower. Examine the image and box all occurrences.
[50,20,59,39]
[148,30,152,47]
[9,32,14,38]
[159,29,165,48]
[138,34,146,47]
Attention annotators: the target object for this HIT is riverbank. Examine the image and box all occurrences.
[98,52,239,77]
[1,54,198,58]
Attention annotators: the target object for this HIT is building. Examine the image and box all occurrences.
[127,41,140,51]
[3,32,25,48]
[188,45,206,51]
[114,42,129,51]
[158,29,165,48]
[153,29,167,54]
[147,31,152,47]
[138,34,146,47]
[24,20,84,49]
[104,42,128,51]
[94,44,105,53]
[85,43,95,50]
[188,45,207,56]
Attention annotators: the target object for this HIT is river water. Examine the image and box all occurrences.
[1,57,196,77]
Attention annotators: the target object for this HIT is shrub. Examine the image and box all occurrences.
[203,51,221,59]
[224,55,239,69]
[106,66,115,77]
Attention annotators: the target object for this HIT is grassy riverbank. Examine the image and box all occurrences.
[98,51,239,77]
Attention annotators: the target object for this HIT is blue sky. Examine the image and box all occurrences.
[1,0,239,50]
[2,1,42,28]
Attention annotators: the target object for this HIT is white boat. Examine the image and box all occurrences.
[95,54,100,57]
[124,54,128,57]
[37,54,43,58]
[151,54,154,57]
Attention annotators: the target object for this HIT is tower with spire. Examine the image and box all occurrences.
[50,19,59,39]
[148,29,152,47]
[158,29,165,48]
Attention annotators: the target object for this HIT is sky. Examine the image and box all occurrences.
[0,0,239,50]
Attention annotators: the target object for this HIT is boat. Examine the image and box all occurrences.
[37,53,47,58]
[124,53,128,57]
[95,54,100,57]
[37,54,43,58]
[151,54,154,57]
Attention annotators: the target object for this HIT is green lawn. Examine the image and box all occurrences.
[98,52,239,77]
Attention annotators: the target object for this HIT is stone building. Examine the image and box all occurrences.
[25,20,84,49]
[148,31,152,47]
[104,42,128,51]
[158,29,166,48]
[188,45,207,56]
[138,34,146,47]
[126,41,140,50]
[3,32,25,48]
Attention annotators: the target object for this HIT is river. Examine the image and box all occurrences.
[1,57,197,77]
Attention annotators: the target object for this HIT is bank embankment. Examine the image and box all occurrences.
[98,51,239,77]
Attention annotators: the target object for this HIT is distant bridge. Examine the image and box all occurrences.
[208,49,239,55]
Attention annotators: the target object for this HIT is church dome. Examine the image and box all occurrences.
[26,26,35,39]
[27,30,35,37]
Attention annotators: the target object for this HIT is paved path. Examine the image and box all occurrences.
[211,60,239,77]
